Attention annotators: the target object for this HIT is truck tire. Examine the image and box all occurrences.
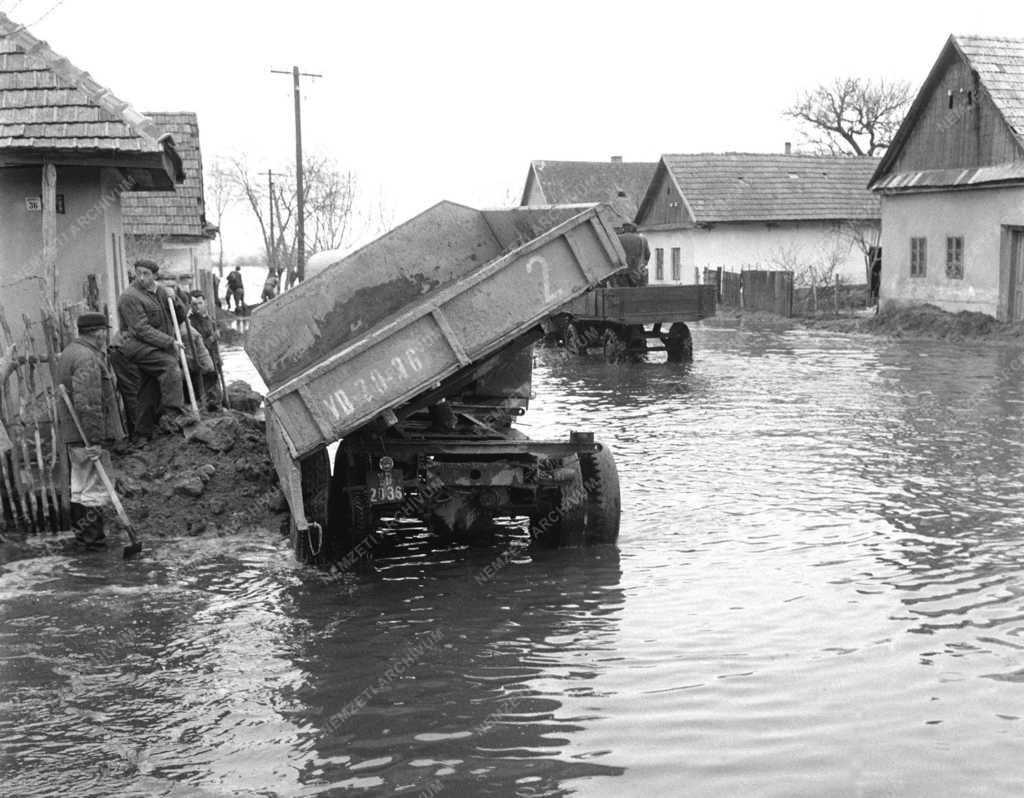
[579,444,620,544]
[564,322,586,355]
[603,327,627,363]
[291,448,331,564]
[665,322,693,363]
[324,443,372,563]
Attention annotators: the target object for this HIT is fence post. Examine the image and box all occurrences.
[833,274,839,316]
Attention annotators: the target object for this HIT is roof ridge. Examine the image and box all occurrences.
[0,10,160,145]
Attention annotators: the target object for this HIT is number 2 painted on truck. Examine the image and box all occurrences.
[526,255,564,303]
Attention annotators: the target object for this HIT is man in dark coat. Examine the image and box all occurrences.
[189,291,223,409]
[116,259,189,436]
[56,312,127,547]
[226,266,244,312]
[616,222,651,287]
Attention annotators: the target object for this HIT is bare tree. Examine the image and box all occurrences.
[785,77,913,156]
[205,159,240,276]
[227,155,371,289]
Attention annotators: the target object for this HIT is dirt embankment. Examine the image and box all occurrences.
[112,407,288,538]
[709,304,1024,343]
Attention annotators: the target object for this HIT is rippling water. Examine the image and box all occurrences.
[3,323,1024,797]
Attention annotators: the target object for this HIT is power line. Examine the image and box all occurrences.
[26,0,67,27]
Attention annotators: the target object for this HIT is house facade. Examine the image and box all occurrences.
[520,158,657,225]
[0,12,183,332]
[869,35,1024,320]
[636,153,881,285]
[123,111,216,283]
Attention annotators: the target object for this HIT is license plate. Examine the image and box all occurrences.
[369,469,405,504]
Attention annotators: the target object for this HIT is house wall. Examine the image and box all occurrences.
[892,53,1023,174]
[642,220,877,285]
[879,186,1024,318]
[0,165,123,327]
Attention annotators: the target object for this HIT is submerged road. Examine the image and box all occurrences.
[2,323,1024,797]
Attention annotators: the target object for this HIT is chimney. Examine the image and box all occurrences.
[784,142,792,155]
[610,155,623,163]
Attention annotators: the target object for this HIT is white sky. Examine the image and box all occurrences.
[9,0,1024,258]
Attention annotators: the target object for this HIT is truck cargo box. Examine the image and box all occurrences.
[246,202,626,459]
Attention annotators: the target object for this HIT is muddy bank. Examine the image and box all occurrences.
[0,386,288,562]
[707,303,1024,343]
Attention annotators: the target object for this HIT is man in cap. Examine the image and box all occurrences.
[116,259,190,436]
[56,312,126,547]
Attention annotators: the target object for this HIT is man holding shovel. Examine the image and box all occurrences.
[55,313,126,548]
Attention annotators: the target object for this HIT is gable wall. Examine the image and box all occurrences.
[892,53,1023,174]
[640,170,690,226]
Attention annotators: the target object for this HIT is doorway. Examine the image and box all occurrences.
[1006,228,1024,322]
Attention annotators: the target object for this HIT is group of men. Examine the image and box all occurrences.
[53,258,223,547]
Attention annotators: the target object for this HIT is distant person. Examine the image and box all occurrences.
[56,312,126,548]
[261,270,279,302]
[226,266,245,312]
[616,222,651,287]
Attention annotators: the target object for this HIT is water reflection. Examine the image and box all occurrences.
[4,325,1024,796]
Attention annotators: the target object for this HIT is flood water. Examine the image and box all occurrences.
[3,323,1024,797]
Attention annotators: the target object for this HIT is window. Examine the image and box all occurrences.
[655,248,665,281]
[910,237,927,277]
[946,236,964,279]
[671,248,681,281]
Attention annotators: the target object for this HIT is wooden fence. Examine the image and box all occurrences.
[702,268,794,317]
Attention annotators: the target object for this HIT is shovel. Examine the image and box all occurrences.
[57,385,142,558]
[167,296,202,439]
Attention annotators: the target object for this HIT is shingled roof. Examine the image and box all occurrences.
[0,12,182,184]
[521,160,657,221]
[123,112,210,237]
[639,153,881,225]
[956,36,1024,139]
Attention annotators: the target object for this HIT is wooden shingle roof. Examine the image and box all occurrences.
[123,112,209,237]
[646,153,881,224]
[956,36,1024,140]
[0,12,182,183]
[521,160,657,221]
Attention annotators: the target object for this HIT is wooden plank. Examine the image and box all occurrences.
[41,162,57,311]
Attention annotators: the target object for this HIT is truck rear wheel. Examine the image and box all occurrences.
[324,443,372,564]
[665,322,693,363]
[579,443,620,544]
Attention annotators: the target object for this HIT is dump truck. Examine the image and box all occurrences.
[245,202,627,564]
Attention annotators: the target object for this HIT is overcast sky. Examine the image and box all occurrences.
[9,0,1024,259]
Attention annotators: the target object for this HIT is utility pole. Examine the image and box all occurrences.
[271,65,321,286]
[261,169,280,276]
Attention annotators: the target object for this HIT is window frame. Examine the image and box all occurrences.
[946,235,964,279]
[670,247,681,281]
[655,248,665,281]
[910,237,927,278]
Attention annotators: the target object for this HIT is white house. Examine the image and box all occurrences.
[869,35,1024,320]
[635,153,881,285]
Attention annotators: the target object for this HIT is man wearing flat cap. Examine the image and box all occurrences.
[56,312,126,547]
[116,259,190,436]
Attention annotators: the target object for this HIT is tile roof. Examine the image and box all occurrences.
[954,35,1024,146]
[653,153,881,223]
[123,112,208,237]
[522,160,657,220]
[0,12,176,161]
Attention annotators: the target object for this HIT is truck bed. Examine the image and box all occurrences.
[561,284,717,324]
[246,202,626,459]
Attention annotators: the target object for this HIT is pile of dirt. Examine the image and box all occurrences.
[111,408,288,538]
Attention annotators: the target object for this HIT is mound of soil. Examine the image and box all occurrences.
[111,409,288,538]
